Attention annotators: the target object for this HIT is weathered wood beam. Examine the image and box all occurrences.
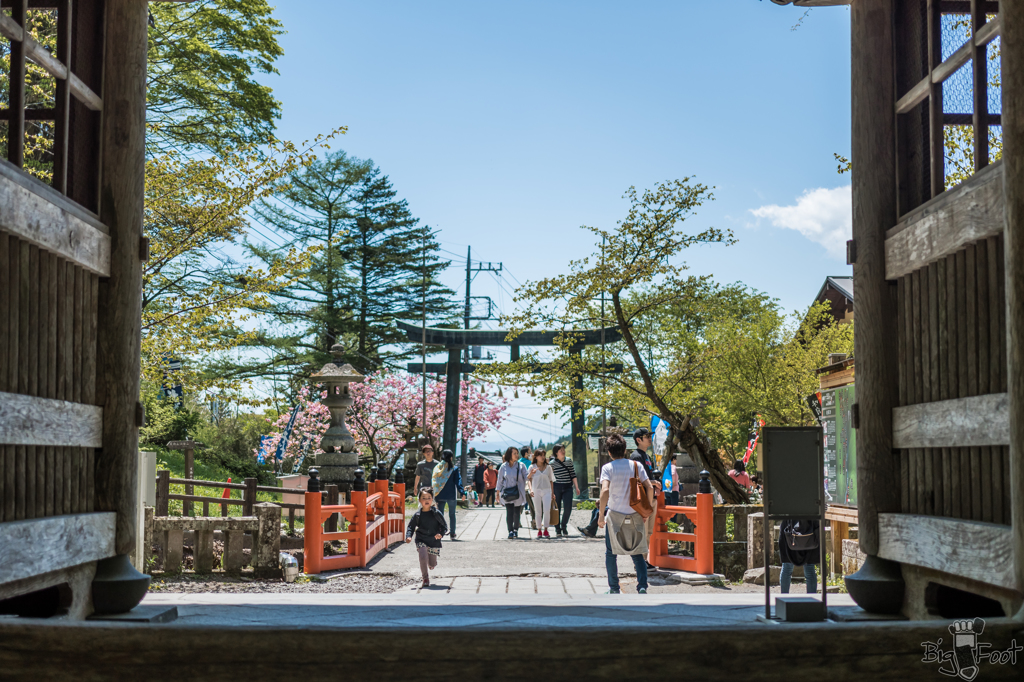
[851,0,901,557]
[0,512,115,586]
[1002,0,1024,602]
[0,391,102,447]
[892,392,1008,448]
[0,12,102,112]
[0,165,111,276]
[886,161,1004,279]
[3,618,1024,680]
[95,0,149,558]
[896,15,1002,115]
[396,320,622,348]
[0,561,97,620]
[877,513,1014,590]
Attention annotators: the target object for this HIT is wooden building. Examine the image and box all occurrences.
[776,0,1023,619]
[1,0,149,617]
[815,275,854,324]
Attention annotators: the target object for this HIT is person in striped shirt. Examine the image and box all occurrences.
[550,444,579,537]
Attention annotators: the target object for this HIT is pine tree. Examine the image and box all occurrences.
[344,168,453,364]
[228,150,454,389]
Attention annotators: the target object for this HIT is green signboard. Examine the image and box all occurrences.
[820,383,857,507]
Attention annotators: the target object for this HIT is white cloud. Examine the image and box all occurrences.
[749,185,852,260]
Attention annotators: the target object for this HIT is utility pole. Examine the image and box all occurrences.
[462,246,471,481]
[421,233,427,447]
[459,247,502,480]
[601,236,607,438]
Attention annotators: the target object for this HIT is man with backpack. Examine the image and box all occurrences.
[578,430,661,556]
[629,428,661,570]
[597,433,654,594]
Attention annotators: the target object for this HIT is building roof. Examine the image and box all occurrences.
[816,276,853,304]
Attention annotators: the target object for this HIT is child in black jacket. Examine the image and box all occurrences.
[405,488,448,587]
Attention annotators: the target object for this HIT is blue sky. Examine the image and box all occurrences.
[255,1,854,447]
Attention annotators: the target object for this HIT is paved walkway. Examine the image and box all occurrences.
[371,506,608,578]
[455,504,587,541]
[137,504,856,629]
[397,576,602,594]
[141,592,859,628]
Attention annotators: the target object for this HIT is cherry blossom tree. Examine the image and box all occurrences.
[257,371,508,469]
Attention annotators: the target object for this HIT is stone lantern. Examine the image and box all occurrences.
[311,344,365,492]
[400,417,423,490]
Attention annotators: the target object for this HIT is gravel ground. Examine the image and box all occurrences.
[148,572,417,594]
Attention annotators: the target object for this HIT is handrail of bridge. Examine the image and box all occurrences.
[647,484,714,575]
[303,474,406,574]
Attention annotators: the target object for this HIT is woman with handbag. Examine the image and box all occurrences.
[496,447,527,539]
[527,450,556,538]
[597,433,654,594]
[778,518,820,593]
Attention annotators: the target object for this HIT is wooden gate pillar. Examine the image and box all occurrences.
[570,345,588,495]
[442,347,462,455]
[1002,0,1024,602]
[94,0,148,558]
[850,0,901,558]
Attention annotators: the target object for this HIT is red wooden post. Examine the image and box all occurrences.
[220,477,231,517]
[377,478,388,516]
[695,491,714,575]
[394,482,405,537]
[303,491,321,575]
[351,488,367,566]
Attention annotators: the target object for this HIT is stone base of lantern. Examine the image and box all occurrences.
[316,451,358,490]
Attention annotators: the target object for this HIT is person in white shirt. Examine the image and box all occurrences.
[597,433,654,594]
[527,450,556,538]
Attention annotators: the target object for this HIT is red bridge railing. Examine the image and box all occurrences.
[647,482,714,575]
[303,469,405,574]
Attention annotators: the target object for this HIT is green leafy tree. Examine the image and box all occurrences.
[147,0,285,153]
[476,179,753,503]
[699,299,855,460]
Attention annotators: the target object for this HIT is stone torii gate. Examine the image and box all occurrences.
[397,321,621,492]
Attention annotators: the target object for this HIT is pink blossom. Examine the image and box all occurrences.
[257,371,509,464]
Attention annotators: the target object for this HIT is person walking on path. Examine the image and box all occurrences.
[405,488,448,588]
[662,453,681,524]
[578,429,660,543]
[779,518,820,594]
[663,453,680,506]
[413,444,438,496]
[527,450,556,538]
[551,444,579,536]
[519,445,537,529]
[597,433,653,594]
[473,455,487,507]
[629,428,661,571]
[431,449,464,539]
[497,447,527,538]
[729,460,752,490]
[483,463,497,507]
